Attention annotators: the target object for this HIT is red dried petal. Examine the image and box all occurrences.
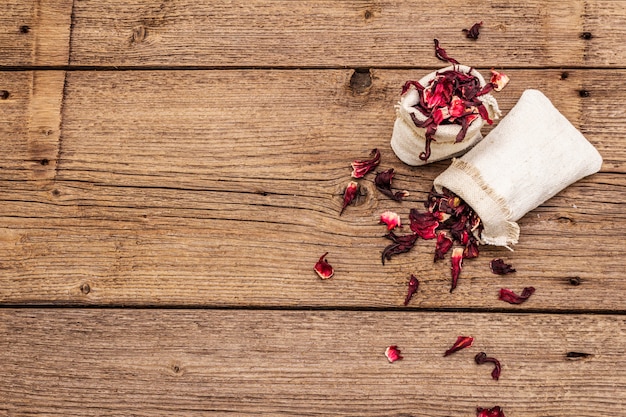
[351,148,381,179]
[450,247,464,293]
[477,406,506,417]
[375,169,408,201]
[434,39,459,64]
[380,210,402,231]
[444,335,474,357]
[340,181,359,215]
[490,69,510,92]
[434,232,453,261]
[385,345,403,363]
[382,232,419,265]
[490,258,516,275]
[462,21,483,40]
[404,274,419,306]
[463,238,480,259]
[409,209,439,240]
[475,352,502,381]
[477,103,493,125]
[314,252,334,280]
[499,287,535,304]
[448,96,466,119]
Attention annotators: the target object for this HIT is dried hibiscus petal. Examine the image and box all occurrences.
[490,258,516,275]
[490,69,510,92]
[381,231,419,265]
[385,345,403,363]
[477,406,506,417]
[434,38,459,64]
[340,181,359,215]
[375,169,408,201]
[499,287,535,304]
[450,247,464,293]
[444,335,474,357]
[351,148,381,178]
[380,210,401,231]
[409,209,439,240]
[462,21,483,40]
[475,352,502,381]
[404,274,419,306]
[463,237,480,259]
[314,252,334,280]
[434,232,453,261]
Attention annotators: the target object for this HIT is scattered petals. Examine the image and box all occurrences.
[380,210,402,231]
[313,252,334,280]
[404,274,419,306]
[409,209,439,240]
[385,345,403,363]
[434,232,453,261]
[381,231,419,265]
[375,169,408,201]
[444,335,474,357]
[499,287,535,304]
[351,148,381,178]
[490,258,516,275]
[450,247,464,293]
[340,181,359,215]
[434,38,459,64]
[462,21,483,39]
[490,69,510,91]
[477,406,506,417]
[475,352,502,381]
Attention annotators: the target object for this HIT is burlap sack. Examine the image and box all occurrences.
[390,65,501,166]
[434,89,603,247]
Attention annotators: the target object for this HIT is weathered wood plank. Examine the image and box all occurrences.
[0,69,624,308]
[0,309,624,416]
[0,0,73,66]
[67,0,624,68]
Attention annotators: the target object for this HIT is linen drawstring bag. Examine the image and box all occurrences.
[390,65,501,166]
[433,89,603,247]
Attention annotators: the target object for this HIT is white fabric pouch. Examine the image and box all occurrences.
[390,65,501,166]
[433,89,603,247]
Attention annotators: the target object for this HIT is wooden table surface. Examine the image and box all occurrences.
[1,1,625,415]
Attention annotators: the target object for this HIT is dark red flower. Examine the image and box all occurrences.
[340,181,359,215]
[381,231,419,265]
[477,406,506,417]
[499,287,535,304]
[462,21,483,39]
[475,352,502,381]
[385,345,403,363]
[404,274,419,306]
[434,232,453,261]
[444,335,474,356]
[351,148,381,178]
[434,39,459,64]
[314,252,334,280]
[490,259,516,275]
[409,209,439,240]
[375,169,408,201]
[450,247,464,292]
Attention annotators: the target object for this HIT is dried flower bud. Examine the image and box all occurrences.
[385,345,403,363]
[499,287,535,304]
[314,252,334,280]
[380,210,401,231]
[340,181,359,215]
[450,247,464,293]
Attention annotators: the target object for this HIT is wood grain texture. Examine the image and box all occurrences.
[67,0,625,68]
[0,69,624,308]
[0,309,624,416]
[0,0,73,66]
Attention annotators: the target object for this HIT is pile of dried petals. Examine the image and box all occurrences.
[383,187,482,292]
[401,40,509,161]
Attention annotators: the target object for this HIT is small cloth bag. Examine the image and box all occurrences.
[390,65,501,166]
[434,89,603,247]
